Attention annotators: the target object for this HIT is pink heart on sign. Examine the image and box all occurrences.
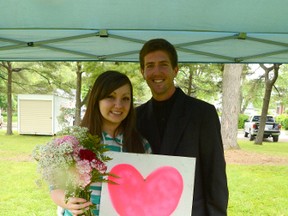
[108,164,183,216]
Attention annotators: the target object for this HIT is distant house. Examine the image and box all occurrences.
[17,94,72,135]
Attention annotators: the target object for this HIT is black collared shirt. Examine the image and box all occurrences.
[151,88,179,146]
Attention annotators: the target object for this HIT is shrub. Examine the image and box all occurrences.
[282,118,288,130]
[238,114,249,129]
[276,114,288,130]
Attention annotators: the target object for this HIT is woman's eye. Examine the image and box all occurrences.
[123,97,130,101]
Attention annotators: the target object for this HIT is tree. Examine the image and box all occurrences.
[240,77,263,114]
[239,65,263,114]
[0,62,28,135]
[83,62,151,104]
[74,62,83,126]
[28,62,76,95]
[176,64,223,103]
[221,64,244,149]
[272,64,288,112]
[0,61,79,134]
[254,64,281,144]
[0,68,7,109]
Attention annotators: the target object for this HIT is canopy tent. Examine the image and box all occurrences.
[1,0,288,63]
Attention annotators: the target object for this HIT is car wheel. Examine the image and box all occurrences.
[249,133,255,141]
[272,136,279,142]
[244,132,248,137]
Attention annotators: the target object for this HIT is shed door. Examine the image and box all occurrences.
[19,100,52,135]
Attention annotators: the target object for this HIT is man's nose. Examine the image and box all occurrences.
[152,65,162,74]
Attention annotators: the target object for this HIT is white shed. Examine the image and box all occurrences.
[17,94,72,135]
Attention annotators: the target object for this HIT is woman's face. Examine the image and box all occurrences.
[99,84,131,132]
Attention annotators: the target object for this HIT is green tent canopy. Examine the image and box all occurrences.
[1,0,288,63]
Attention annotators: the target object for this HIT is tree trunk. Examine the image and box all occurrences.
[221,64,243,149]
[254,64,280,144]
[187,70,193,96]
[6,62,13,135]
[1,61,26,135]
[74,62,82,126]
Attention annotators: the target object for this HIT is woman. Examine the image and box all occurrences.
[51,70,151,216]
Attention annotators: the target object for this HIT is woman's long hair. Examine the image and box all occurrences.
[81,70,145,153]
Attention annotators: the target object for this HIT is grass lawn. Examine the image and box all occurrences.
[227,139,288,215]
[0,131,56,215]
[227,165,288,215]
[0,130,288,215]
[238,139,288,157]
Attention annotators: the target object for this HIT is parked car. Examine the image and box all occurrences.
[244,115,281,142]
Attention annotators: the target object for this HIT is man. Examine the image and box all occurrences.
[136,38,228,215]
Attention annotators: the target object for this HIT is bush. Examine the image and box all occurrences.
[275,114,288,130]
[1,112,17,122]
[1,112,7,117]
[282,118,288,130]
[238,114,249,129]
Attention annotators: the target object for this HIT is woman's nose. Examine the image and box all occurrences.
[114,99,123,108]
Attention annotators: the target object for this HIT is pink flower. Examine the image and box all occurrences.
[55,135,79,147]
[77,160,92,173]
[54,135,82,155]
[76,160,92,188]
[78,172,91,188]
[91,159,107,173]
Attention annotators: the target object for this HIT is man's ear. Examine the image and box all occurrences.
[174,66,179,76]
[140,69,145,78]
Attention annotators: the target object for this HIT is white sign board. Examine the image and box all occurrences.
[100,152,196,216]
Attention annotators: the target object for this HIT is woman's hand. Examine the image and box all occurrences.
[50,189,93,215]
[65,197,92,216]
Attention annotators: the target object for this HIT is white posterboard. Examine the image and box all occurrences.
[99,152,196,216]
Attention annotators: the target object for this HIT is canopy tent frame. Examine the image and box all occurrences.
[1,0,288,63]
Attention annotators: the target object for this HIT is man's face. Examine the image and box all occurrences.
[141,50,178,101]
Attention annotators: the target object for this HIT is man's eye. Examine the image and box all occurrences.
[160,63,169,67]
[146,64,153,69]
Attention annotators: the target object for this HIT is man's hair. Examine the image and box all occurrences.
[139,38,178,69]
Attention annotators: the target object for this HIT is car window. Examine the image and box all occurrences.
[266,116,274,122]
[252,116,259,121]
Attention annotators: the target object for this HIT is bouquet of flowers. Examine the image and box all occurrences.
[32,126,111,216]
